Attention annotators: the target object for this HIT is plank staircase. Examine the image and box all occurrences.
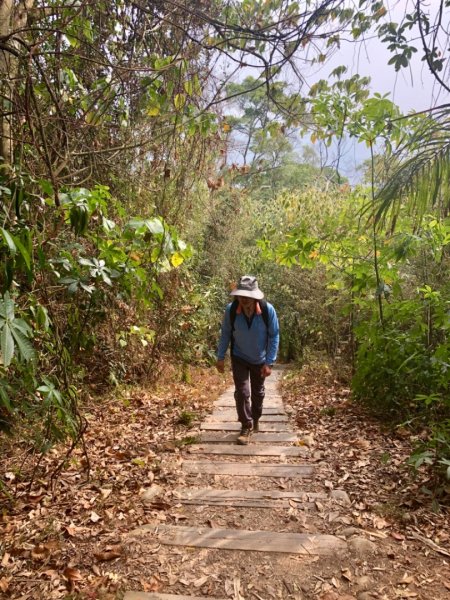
[124,368,351,600]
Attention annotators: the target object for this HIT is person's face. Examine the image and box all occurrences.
[237,296,256,311]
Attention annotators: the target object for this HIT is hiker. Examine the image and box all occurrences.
[216,275,280,445]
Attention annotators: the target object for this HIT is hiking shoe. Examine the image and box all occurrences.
[253,420,259,433]
[237,427,252,445]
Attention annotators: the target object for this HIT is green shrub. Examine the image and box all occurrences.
[352,297,449,417]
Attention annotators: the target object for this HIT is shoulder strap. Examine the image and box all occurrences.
[230,299,239,330]
[230,299,239,355]
[259,299,269,329]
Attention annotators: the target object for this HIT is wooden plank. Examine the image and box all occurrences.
[211,407,286,416]
[208,412,288,422]
[187,444,307,457]
[125,594,226,600]
[200,422,292,432]
[218,391,280,399]
[173,488,325,508]
[175,497,312,509]
[215,399,283,408]
[183,461,314,478]
[174,489,326,500]
[132,525,346,555]
[199,432,298,444]
[218,391,280,400]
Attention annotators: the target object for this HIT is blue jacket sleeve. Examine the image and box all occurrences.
[266,304,279,365]
[217,304,232,360]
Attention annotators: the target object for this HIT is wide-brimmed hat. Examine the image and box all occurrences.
[230,275,264,300]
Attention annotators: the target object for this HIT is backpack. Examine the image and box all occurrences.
[230,298,269,355]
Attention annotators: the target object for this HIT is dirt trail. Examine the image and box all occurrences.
[122,367,449,600]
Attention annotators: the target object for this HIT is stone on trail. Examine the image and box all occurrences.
[348,536,378,556]
[330,489,352,506]
[130,524,347,555]
[141,485,164,502]
[182,460,314,478]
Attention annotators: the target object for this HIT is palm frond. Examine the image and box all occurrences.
[374,108,450,229]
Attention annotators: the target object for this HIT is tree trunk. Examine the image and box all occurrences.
[0,0,34,167]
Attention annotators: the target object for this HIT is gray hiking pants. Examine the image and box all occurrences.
[231,356,265,428]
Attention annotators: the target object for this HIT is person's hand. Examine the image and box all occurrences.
[216,359,225,373]
[261,364,272,377]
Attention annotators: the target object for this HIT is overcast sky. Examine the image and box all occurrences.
[225,1,449,182]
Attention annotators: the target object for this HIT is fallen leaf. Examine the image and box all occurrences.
[100,488,112,499]
[142,575,160,592]
[63,567,83,592]
[373,516,389,529]
[93,549,122,561]
[31,540,59,561]
[354,438,370,450]
[341,568,353,581]
[90,511,101,523]
[193,575,209,588]
[331,576,340,588]
[0,577,11,592]
[1,553,10,568]
[27,493,46,504]
[63,567,83,581]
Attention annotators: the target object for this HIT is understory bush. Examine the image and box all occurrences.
[352,297,450,417]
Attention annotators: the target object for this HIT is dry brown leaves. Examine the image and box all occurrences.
[281,361,450,600]
[0,364,230,599]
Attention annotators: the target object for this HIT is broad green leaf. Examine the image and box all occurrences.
[151,247,161,263]
[0,382,12,412]
[174,93,186,110]
[147,105,160,117]
[146,218,164,234]
[1,229,17,255]
[11,328,34,362]
[10,317,31,336]
[0,293,15,320]
[1,323,14,367]
[184,80,193,96]
[13,236,32,270]
[36,305,50,331]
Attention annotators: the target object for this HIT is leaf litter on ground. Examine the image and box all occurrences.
[1,359,449,599]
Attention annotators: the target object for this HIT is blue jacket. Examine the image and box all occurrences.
[217,301,279,365]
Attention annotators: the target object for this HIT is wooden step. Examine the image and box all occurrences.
[208,412,288,422]
[187,444,307,457]
[214,398,283,408]
[211,407,286,416]
[183,460,314,478]
[173,488,325,508]
[199,432,298,444]
[125,594,226,600]
[200,422,292,432]
[131,524,346,555]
